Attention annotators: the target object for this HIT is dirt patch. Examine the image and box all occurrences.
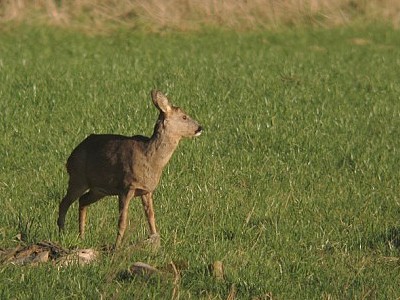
[0,241,98,267]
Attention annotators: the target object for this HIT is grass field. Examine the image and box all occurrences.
[1,25,400,299]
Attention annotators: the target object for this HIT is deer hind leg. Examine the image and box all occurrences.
[57,179,88,232]
[78,190,105,238]
[115,189,135,248]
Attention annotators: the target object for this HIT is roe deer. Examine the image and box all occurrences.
[57,90,203,248]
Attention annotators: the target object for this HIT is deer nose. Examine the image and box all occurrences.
[195,126,203,136]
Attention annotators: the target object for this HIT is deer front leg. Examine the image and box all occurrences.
[141,192,160,247]
[115,190,134,248]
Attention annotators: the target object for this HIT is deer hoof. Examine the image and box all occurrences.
[144,234,161,250]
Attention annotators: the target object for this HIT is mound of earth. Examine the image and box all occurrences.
[0,241,98,266]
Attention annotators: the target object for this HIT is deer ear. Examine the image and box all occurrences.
[151,90,172,113]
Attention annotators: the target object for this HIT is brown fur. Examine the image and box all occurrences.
[57,90,202,248]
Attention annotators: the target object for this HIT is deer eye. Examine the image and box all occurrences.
[182,115,187,120]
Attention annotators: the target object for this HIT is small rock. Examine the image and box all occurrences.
[130,262,160,277]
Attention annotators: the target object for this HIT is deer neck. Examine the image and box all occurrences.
[146,129,180,170]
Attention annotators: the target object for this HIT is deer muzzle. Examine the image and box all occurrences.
[194,126,203,137]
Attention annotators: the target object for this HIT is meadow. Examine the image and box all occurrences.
[0,24,400,299]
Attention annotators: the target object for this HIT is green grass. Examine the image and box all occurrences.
[1,25,400,299]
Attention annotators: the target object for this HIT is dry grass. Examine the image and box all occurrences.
[1,0,400,31]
